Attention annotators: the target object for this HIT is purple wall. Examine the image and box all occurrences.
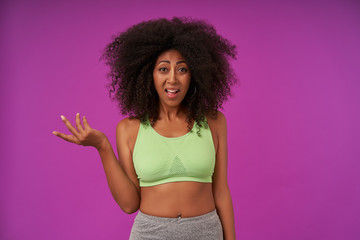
[1,0,359,239]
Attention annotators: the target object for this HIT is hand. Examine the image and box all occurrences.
[52,113,108,150]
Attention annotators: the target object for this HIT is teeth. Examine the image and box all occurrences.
[166,89,179,93]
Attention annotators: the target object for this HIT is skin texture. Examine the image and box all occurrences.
[116,50,236,239]
[153,50,191,112]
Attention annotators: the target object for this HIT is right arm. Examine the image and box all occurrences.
[97,118,141,214]
[53,113,140,214]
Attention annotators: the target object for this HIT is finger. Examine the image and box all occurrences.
[52,131,81,145]
[82,115,91,131]
[75,113,85,133]
[60,115,81,139]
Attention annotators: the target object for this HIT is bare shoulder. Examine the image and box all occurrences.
[206,110,227,131]
[117,117,141,130]
[116,117,141,142]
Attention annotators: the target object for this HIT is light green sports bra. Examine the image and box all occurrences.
[132,116,216,187]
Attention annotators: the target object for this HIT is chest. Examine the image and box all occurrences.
[129,122,218,156]
[132,124,216,186]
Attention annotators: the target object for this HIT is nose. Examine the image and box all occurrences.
[167,68,176,83]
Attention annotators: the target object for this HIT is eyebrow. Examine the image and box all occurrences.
[158,60,187,65]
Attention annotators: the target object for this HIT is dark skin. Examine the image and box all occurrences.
[53,50,236,239]
[121,116,217,218]
[117,50,216,217]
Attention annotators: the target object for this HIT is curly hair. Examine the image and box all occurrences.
[101,17,237,135]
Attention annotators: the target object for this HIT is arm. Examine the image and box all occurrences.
[53,113,140,214]
[97,118,140,214]
[212,111,236,240]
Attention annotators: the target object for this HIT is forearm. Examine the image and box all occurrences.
[215,187,236,240]
[97,139,140,214]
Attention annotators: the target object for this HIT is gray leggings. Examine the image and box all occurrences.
[129,209,223,240]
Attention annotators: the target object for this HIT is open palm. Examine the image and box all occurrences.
[52,113,107,150]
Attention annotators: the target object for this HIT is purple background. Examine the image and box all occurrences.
[1,0,359,239]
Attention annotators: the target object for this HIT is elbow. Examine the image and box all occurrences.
[121,205,140,214]
[117,198,140,214]
[124,207,140,214]
[112,187,141,214]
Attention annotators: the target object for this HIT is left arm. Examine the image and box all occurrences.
[211,111,236,240]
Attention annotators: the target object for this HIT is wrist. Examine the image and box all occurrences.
[96,137,110,152]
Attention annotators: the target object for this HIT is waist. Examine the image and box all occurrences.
[136,208,218,222]
[139,181,215,218]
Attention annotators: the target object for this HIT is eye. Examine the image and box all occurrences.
[178,67,188,73]
[159,67,167,72]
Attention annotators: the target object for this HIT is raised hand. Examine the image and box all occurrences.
[52,113,108,151]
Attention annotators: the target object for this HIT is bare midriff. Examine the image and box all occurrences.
[139,181,215,218]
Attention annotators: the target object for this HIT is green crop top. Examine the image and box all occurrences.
[132,116,216,187]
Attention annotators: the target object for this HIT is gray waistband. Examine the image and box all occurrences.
[136,209,218,223]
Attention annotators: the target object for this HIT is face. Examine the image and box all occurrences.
[153,49,191,108]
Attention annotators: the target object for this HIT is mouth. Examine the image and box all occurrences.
[165,88,180,98]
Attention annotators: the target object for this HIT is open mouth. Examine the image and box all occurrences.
[165,89,180,98]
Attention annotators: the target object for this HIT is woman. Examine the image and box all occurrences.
[53,17,237,240]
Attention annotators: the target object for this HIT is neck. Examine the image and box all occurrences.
[158,102,186,121]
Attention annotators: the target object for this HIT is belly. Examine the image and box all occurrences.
[139,182,215,218]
